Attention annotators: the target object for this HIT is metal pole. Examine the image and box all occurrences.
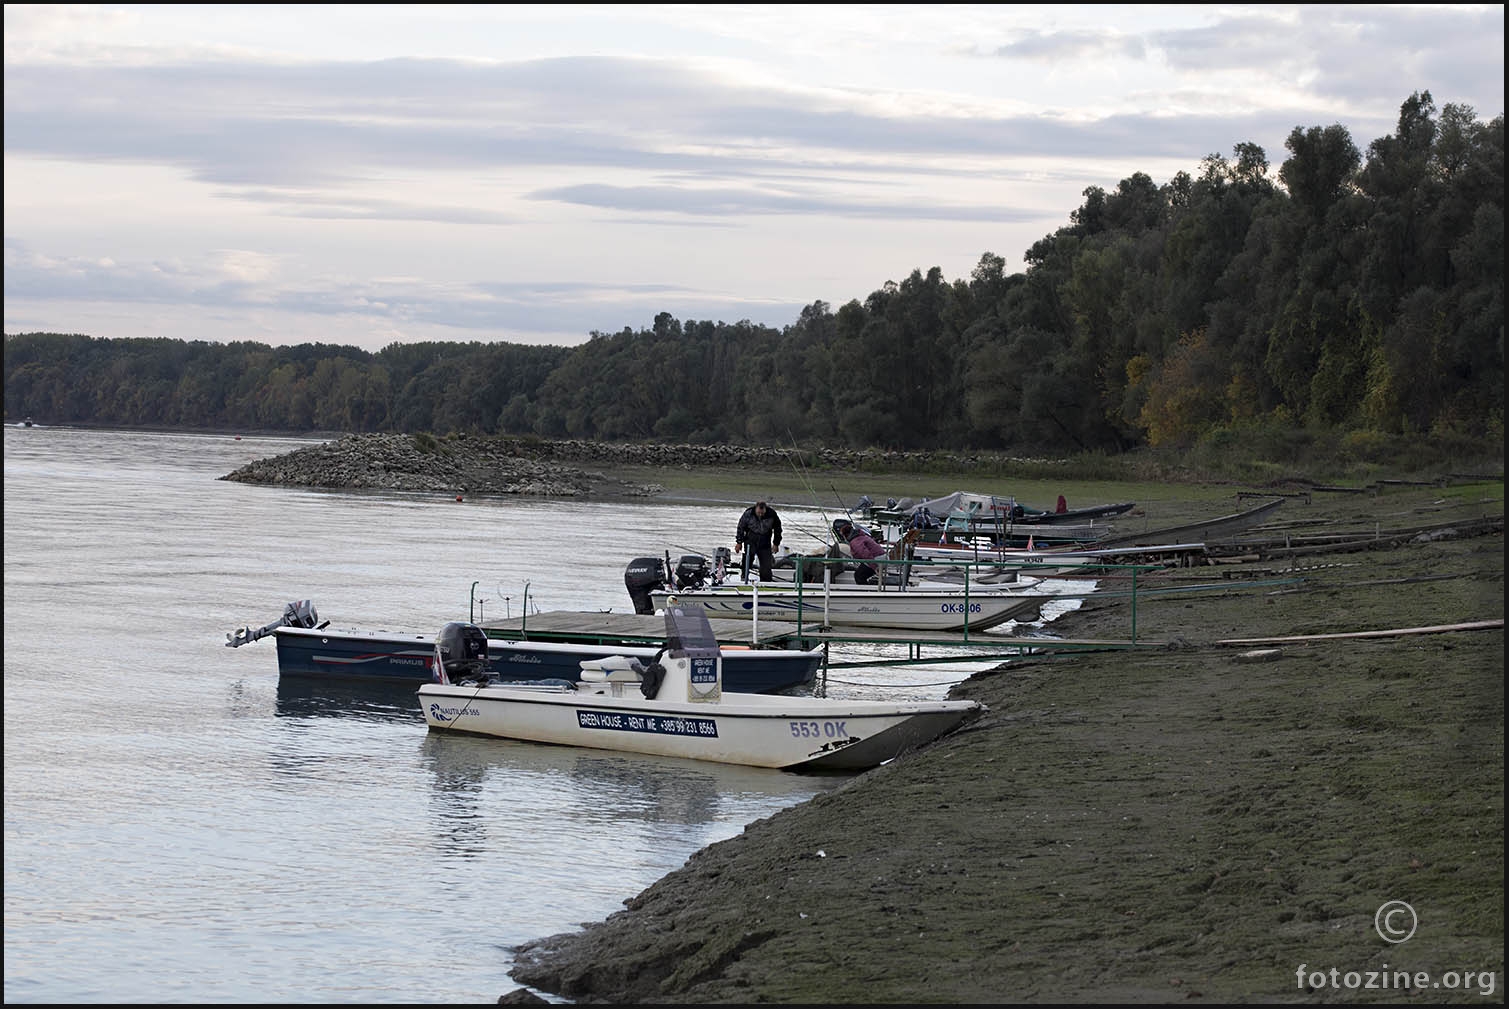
[823,561,831,625]
[962,565,971,642]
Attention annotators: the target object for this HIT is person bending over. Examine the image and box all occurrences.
[834,519,887,585]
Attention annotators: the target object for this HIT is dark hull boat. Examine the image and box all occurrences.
[272,625,822,694]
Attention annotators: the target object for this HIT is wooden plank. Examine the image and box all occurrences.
[479,610,818,646]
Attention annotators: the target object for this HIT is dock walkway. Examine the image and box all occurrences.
[480,610,822,647]
[480,610,1163,673]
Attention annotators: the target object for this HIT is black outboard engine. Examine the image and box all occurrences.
[624,556,668,615]
[435,621,490,683]
[673,553,711,590]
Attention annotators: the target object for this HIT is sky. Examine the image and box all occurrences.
[3,4,1504,352]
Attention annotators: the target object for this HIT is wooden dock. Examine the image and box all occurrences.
[480,610,824,647]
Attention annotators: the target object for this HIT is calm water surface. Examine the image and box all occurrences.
[4,427,868,1004]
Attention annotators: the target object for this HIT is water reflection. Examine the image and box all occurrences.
[274,676,422,722]
[418,731,845,858]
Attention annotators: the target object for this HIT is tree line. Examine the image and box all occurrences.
[5,92,1502,456]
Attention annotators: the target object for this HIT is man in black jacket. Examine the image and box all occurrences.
[734,500,782,581]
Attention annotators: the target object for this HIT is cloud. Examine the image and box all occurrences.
[989,29,1148,63]
[2,239,800,343]
[4,54,1400,194]
[529,183,1051,222]
[220,188,517,226]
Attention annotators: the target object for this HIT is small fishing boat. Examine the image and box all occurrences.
[227,599,822,694]
[858,490,1133,533]
[625,551,1049,631]
[646,583,1046,632]
[418,606,985,771]
[273,625,822,693]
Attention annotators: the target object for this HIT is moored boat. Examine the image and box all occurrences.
[227,598,822,694]
[418,606,985,771]
[647,583,1046,632]
[272,623,821,694]
[625,550,1050,632]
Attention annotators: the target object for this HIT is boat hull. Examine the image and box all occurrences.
[272,626,820,694]
[418,682,981,771]
[649,586,1044,631]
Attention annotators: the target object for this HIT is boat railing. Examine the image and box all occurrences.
[784,552,1165,644]
[472,580,532,628]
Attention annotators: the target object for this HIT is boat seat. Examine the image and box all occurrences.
[579,655,644,682]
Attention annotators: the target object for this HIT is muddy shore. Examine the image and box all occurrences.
[503,481,1504,1004]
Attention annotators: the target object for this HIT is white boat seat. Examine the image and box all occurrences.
[579,655,644,682]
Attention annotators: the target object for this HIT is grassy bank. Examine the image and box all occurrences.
[602,425,1502,513]
[507,477,1504,1004]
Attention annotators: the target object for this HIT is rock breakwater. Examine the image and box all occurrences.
[219,432,1041,499]
[218,432,666,498]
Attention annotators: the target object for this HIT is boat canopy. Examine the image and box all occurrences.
[908,491,1015,518]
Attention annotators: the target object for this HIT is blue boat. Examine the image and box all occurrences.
[271,625,822,694]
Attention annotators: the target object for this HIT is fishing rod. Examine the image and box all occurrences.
[784,430,835,541]
[829,480,857,523]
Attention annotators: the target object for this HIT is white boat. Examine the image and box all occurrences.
[657,539,1050,594]
[647,582,1046,632]
[742,559,1042,592]
[418,606,984,771]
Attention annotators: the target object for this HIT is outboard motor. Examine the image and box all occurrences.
[226,598,322,647]
[435,621,490,684]
[673,553,711,590]
[624,556,668,615]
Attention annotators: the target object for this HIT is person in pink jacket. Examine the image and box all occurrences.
[833,518,887,585]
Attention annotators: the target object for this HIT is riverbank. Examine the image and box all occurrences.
[217,429,1504,515]
[503,480,1504,1004]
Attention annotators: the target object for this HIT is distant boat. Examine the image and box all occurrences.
[22,417,33,427]
[859,490,1135,528]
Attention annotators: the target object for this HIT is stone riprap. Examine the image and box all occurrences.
[219,432,664,498]
[218,432,1043,499]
